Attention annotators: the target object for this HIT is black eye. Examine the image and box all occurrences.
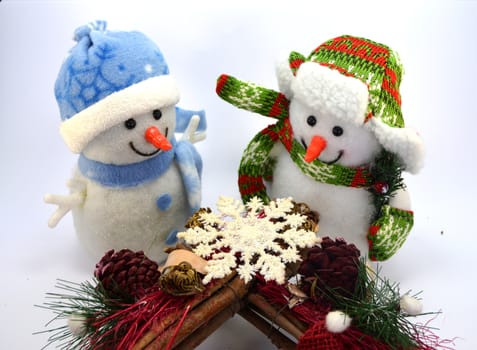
[307,115,317,126]
[332,126,344,137]
[153,109,162,120]
[124,118,136,130]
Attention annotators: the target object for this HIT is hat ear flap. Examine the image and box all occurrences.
[275,51,305,99]
[369,119,425,174]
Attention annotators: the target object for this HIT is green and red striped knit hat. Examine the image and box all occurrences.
[276,35,424,174]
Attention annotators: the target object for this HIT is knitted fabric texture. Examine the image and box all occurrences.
[306,35,404,128]
[238,121,373,203]
[368,205,414,261]
[277,35,424,174]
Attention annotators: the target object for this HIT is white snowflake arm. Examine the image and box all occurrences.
[202,252,236,284]
[264,197,294,219]
[180,115,206,144]
[177,226,219,246]
[255,254,287,284]
[44,179,86,228]
[245,197,265,214]
[216,196,245,218]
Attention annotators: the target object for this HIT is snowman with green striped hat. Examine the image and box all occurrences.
[216,35,424,261]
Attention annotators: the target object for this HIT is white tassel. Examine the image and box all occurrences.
[400,295,423,315]
[325,310,352,333]
[67,314,87,336]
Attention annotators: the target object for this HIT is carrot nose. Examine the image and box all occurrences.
[145,126,172,151]
[304,135,327,162]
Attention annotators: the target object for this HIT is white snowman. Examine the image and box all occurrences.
[217,35,424,260]
[45,21,206,262]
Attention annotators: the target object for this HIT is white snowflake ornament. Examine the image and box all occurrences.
[177,196,320,285]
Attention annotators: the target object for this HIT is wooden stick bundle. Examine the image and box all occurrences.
[133,275,312,349]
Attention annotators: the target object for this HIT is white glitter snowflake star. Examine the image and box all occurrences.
[177,196,320,284]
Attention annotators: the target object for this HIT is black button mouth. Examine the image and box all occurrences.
[129,127,169,157]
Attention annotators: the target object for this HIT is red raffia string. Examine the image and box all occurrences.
[255,279,331,325]
[122,297,178,349]
[164,304,192,350]
[86,288,190,350]
[255,279,456,350]
[412,314,457,350]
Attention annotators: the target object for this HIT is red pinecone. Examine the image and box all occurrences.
[298,237,360,298]
[94,249,161,301]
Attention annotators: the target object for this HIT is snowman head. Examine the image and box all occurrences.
[82,106,176,164]
[289,63,381,167]
[276,36,424,173]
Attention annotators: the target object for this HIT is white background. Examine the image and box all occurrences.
[1,0,476,348]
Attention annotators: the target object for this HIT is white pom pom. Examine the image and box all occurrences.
[400,294,423,315]
[67,314,87,336]
[325,310,352,333]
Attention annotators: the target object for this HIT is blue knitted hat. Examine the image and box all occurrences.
[55,20,180,153]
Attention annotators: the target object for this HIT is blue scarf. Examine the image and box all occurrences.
[78,138,177,188]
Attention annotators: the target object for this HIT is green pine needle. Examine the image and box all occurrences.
[35,279,129,350]
[369,150,406,220]
[320,260,432,349]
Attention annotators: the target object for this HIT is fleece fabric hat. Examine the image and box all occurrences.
[275,35,424,173]
[55,20,180,153]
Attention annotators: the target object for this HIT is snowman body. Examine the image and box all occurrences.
[70,104,202,262]
[268,61,416,255]
[71,162,189,261]
[48,103,203,262]
[268,89,381,253]
[269,143,375,254]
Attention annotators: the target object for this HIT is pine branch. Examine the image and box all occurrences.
[319,260,432,349]
[369,150,406,220]
[36,279,131,350]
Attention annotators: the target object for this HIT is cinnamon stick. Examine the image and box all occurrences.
[174,301,242,349]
